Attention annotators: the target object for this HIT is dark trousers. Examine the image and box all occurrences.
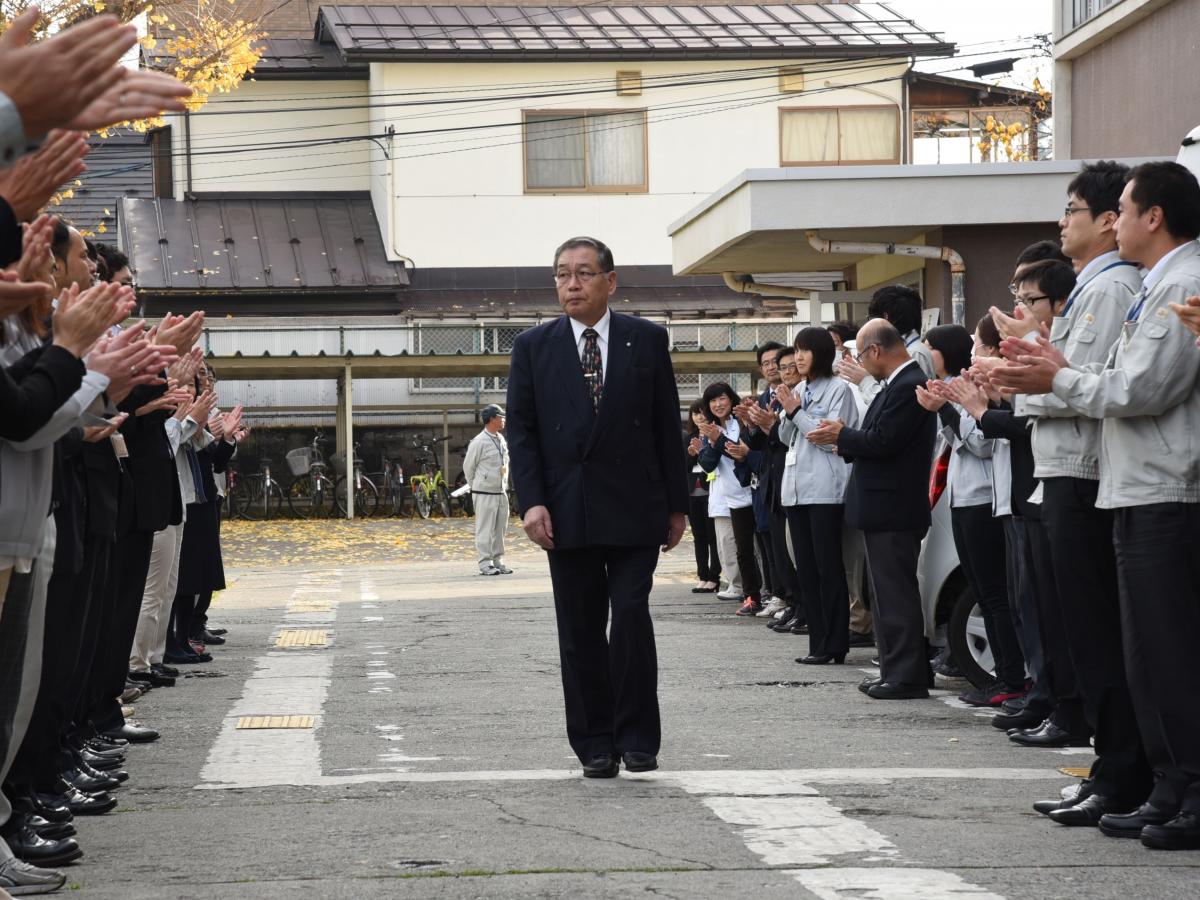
[754,530,775,595]
[951,504,1025,689]
[1023,516,1087,732]
[1114,503,1200,812]
[786,504,849,658]
[687,495,720,583]
[863,529,928,688]
[8,536,106,791]
[768,504,800,607]
[90,529,153,732]
[1042,477,1151,806]
[546,545,661,764]
[1003,516,1049,706]
[728,505,762,601]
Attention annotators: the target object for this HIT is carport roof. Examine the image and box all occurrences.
[120,193,409,294]
[667,160,1155,276]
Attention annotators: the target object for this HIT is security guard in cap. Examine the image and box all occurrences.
[463,404,511,575]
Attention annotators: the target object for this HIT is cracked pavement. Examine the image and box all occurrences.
[58,520,1200,898]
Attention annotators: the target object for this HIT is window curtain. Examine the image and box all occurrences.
[587,111,645,187]
[781,110,838,164]
[525,113,585,188]
[839,108,897,162]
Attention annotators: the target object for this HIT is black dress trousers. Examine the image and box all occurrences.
[863,529,928,688]
[546,544,661,763]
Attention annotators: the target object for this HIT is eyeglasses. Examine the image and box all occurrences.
[1016,294,1050,308]
[778,363,798,373]
[760,357,779,369]
[554,269,605,284]
[1062,205,1093,218]
[854,343,878,363]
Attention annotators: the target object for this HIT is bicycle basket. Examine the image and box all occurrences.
[285,447,313,477]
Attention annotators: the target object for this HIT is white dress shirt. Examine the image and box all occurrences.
[568,307,611,379]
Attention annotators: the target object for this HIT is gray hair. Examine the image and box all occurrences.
[553,236,614,272]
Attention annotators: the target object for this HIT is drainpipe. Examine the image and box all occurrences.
[183,110,192,196]
[721,272,814,300]
[805,231,966,326]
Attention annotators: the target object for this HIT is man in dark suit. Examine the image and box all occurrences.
[809,319,936,699]
[506,236,689,778]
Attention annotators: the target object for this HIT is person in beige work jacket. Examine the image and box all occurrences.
[463,404,511,575]
[995,161,1200,851]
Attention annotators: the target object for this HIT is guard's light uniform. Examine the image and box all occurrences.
[463,428,510,573]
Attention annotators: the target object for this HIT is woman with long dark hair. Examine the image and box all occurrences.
[777,328,860,664]
[696,382,761,613]
[685,399,720,592]
[918,324,1027,705]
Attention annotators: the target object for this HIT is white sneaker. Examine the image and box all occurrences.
[0,857,66,895]
[757,596,787,617]
[480,565,501,576]
[716,588,742,601]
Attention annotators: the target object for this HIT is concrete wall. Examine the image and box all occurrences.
[1067,0,1200,157]
[373,58,909,269]
[170,80,372,195]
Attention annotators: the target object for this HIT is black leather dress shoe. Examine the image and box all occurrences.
[866,682,929,700]
[89,735,128,751]
[582,755,619,778]
[789,621,809,635]
[207,625,228,636]
[1034,780,1092,815]
[196,630,225,645]
[1048,794,1129,827]
[128,670,174,688]
[153,662,181,677]
[26,794,71,825]
[62,766,118,794]
[52,783,116,817]
[769,615,796,633]
[31,815,76,841]
[858,677,881,695]
[847,631,875,647]
[102,722,160,743]
[991,706,1051,732]
[1009,721,1091,748]
[622,752,658,773]
[81,749,123,772]
[1141,811,1200,850]
[795,654,845,665]
[1099,803,1178,839]
[1,815,83,867]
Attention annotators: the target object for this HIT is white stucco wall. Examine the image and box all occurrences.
[170,79,372,195]
[373,58,909,268]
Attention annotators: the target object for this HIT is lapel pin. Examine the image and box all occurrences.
[626,341,631,347]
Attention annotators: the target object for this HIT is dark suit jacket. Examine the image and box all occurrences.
[1,344,85,442]
[506,311,689,549]
[118,382,183,532]
[838,360,936,533]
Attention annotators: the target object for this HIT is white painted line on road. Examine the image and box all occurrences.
[791,868,1003,899]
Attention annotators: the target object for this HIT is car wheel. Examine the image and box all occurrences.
[946,586,996,689]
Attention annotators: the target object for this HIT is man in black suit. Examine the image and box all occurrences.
[506,236,689,778]
[809,319,936,699]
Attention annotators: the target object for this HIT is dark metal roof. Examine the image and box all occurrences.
[55,131,155,244]
[315,3,954,62]
[907,70,1044,108]
[251,38,369,78]
[120,193,409,294]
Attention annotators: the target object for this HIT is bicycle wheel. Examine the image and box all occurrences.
[391,480,412,518]
[234,477,261,520]
[358,477,381,517]
[289,476,332,519]
[460,490,474,517]
[414,486,432,519]
[262,482,284,519]
[436,484,452,518]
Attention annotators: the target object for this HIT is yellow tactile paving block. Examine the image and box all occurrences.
[235,715,315,730]
[1059,767,1092,778]
[274,629,328,649]
[288,601,334,613]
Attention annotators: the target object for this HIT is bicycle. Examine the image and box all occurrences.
[334,441,380,518]
[377,450,411,518]
[232,455,284,520]
[221,464,242,520]
[452,469,473,517]
[286,431,337,519]
[408,435,452,519]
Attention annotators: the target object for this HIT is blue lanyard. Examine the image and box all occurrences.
[1064,260,1138,318]
[1126,289,1149,323]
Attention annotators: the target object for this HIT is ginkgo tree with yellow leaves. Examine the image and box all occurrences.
[0,0,263,122]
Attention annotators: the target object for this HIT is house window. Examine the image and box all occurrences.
[912,107,1034,164]
[523,110,647,193]
[780,106,899,166]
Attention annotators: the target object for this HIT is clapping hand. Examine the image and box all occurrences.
[697,419,722,443]
[687,436,701,457]
[1169,295,1200,346]
[990,334,1069,395]
[155,311,205,354]
[83,412,127,443]
[187,388,218,424]
[807,418,844,446]
[837,354,868,386]
[915,381,947,412]
[0,130,88,219]
[990,304,1046,341]
[85,322,177,403]
[940,377,989,420]
[52,282,134,358]
[724,439,749,460]
[774,383,801,415]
